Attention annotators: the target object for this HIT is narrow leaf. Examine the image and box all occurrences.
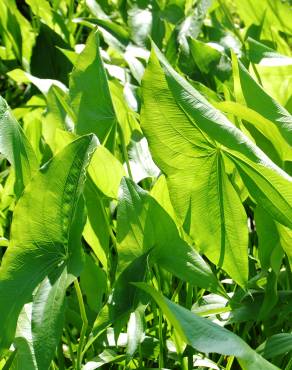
[135,283,278,370]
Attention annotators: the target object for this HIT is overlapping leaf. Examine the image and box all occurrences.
[0,135,97,364]
[69,31,117,151]
[0,96,38,197]
[117,178,221,293]
[141,46,292,270]
[136,283,278,370]
[141,49,249,286]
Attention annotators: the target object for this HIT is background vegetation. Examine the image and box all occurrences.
[0,0,292,369]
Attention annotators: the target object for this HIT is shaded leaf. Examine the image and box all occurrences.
[117,178,221,292]
[136,283,278,370]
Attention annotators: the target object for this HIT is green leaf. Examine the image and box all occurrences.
[229,153,292,229]
[11,268,67,370]
[128,6,152,47]
[152,45,289,174]
[188,38,221,74]
[247,37,292,65]
[69,31,117,152]
[141,49,249,286]
[6,69,67,96]
[31,267,68,369]
[79,18,130,45]
[0,96,38,197]
[80,254,107,313]
[83,179,109,269]
[0,0,34,65]
[135,283,279,370]
[30,23,72,86]
[257,333,292,359]
[88,145,125,199]
[0,134,97,353]
[232,0,292,37]
[150,175,177,223]
[188,38,231,82]
[233,53,292,146]
[215,101,291,162]
[0,1,22,63]
[109,80,141,146]
[255,63,292,106]
[126,307,144,356]
[128,137,160,183]
[93,253,149,335]
[117,178,221,293]
[111,252,148,321]
[83,349,126,370]
[178,0,212,53]
[142,46,292,249]
[11,304,36,369]
[43,85,68,149]
[254,207,284,271]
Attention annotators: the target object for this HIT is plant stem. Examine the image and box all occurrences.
[2,350,17,370]
[285,254,292,290]
[158,307,164,369]
[57,341,65,370]
[64,327,76,368]
[251,62,263,86]
[286,352,292,370]
[153,265,164,368]
[118,125,133,180]
[74,279,88,370]
[82,327,108,357]
[186,283,193,310]
[171,279,184,302]
[226,356,235,370]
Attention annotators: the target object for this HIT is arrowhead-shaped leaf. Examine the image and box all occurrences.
[141,49,249,286]
[0,135,97,357]
[69,31,117,152]
[117,178,221,293]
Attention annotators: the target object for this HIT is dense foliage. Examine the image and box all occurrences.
[0,0,292,369]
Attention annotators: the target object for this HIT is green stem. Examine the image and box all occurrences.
[57,341,65,370]
[74,279,88,370]
[64,327,75,367]
[286,352,292,370]
[82,327,108,357]
[99,196,117,249]
[171,279,184,301]
[187,347,193,370]
[158,307,164,369]
[186,283,193,310]
[285,254,292,290]
[226,356,235,370]
[153,265,164,368]
[2,350,17,370]
[118,126,133,180]
[251,62,263,86]
[173,330,188,370]
[138,343,143,368]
